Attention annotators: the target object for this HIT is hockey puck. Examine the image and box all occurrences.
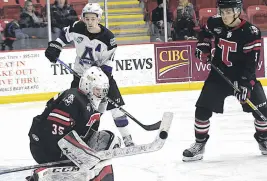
[159,131,168,139]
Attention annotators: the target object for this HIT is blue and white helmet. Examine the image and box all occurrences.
[81,3,103,20]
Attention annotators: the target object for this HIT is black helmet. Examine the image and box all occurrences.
[217,0,242,9]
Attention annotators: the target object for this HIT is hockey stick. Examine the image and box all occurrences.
[56,58,161,130]
[210,62,267,121]
[58,112,172,169]
[105,97,161,130]
[96,112,171,159]
[0,160,72,175]
[0,112,173,175]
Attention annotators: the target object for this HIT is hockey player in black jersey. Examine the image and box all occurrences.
[27,66,121,181]
[44,3,135,147]
[183,0,267,162]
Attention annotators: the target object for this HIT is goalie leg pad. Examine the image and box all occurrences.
[58,130,101,170]
[26,163,114,181]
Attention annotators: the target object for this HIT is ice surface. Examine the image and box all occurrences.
[1,90,267,181]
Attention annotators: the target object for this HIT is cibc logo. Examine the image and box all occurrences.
[155,45,192,83]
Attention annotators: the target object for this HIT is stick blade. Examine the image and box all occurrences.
[143,112,173,131]
[96,112,173,160]
[158,112,173,140]
[152,112,173,150]
[143,121,162,131]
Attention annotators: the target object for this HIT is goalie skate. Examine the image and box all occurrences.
[182,135,209,162]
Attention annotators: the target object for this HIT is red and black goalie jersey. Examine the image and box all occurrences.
[28,88,101,160]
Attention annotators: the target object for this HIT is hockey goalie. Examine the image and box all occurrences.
[26,129,121,181]
[25,116,172,181]
[24,66,173,181]
[26,66,119,181]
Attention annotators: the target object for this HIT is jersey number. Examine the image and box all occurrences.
[86,113,101,127]
[52,124,64,135]
[218,38,237,67]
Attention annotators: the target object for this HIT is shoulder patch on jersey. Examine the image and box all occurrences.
[74,36,84,44]
[63,94,75,106]
[110,37,116,46]
[249,25,259,35]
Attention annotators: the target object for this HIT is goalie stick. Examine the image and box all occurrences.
[56,58,161,131]
[0,112,173,175]
[58,112,173,169]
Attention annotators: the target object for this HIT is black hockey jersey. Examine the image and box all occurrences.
[56,21,117,76]
[28,88,101,159]
[199,16,261,82]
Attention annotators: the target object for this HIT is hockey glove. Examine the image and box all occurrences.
[234,78,254,102]
[45,41,62,63]
[195,39,211,64]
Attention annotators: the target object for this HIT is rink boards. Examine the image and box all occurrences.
[0,38,266,104]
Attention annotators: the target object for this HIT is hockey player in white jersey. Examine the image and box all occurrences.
[44,3,134,147]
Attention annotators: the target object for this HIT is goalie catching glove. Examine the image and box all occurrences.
[87,130,122,151]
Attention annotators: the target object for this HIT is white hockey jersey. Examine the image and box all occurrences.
[56,21,117,75]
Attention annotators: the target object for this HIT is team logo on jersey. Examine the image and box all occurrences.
[214,27,222,34]
[86,113,101,127]
[63,94,75,106]
[250,26,259,35]
[227,31,232,38]
[75,37,84,44]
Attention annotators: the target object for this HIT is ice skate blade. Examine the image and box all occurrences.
[261,151,267,155]
[182,154,203,162]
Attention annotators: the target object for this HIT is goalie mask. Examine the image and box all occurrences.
[79,66,109,110]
